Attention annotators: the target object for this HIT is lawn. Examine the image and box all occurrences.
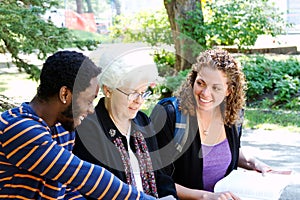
[0,69,37,106]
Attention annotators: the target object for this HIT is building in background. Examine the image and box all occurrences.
[273,0,300,34]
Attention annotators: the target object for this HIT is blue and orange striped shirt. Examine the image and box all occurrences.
[0,102,155,200]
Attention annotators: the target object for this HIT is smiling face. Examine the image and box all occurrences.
[108,83,149,121]
[193,67,229,112]
[60,77,99,131]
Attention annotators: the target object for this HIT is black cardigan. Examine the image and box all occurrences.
[73,98,177,199]
[150,99,241,190]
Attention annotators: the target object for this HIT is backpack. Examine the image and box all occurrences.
[157,97,243,153]
[157,97,189,153]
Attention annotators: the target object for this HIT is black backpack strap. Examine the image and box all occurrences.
[157,97,188,153]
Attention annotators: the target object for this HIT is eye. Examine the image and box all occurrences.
[212,86,222,91]
[196,80,205,86]
[88,99,93,105]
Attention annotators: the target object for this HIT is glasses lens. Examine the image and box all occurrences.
[128,91,152,101]
[141,91,152,99]
[128,93,139,101]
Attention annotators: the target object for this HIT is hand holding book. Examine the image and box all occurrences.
[214,169,293,200]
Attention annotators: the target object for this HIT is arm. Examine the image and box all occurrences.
[238,148,272,173]
[1,119,155,200]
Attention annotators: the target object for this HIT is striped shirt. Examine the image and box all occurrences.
[0,103,155,200]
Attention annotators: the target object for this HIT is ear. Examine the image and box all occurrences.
[103,85,111,98]
[59,86,72,104]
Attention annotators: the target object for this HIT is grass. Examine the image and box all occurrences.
[0,70,38,108]
[71,30,113,44]
[244,108,300,132]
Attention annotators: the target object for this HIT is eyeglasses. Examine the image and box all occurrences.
[116,88,152,101]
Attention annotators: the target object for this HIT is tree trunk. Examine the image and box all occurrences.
[112,0,121,15]
[164,0,202,71]
[85,0,93,13]
[76,0,84,14]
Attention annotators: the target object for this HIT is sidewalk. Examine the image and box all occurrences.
[241,129,300,199]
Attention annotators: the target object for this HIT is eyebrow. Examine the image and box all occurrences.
[197,78,224,86]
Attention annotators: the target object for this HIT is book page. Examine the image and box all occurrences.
[214,169,293,200]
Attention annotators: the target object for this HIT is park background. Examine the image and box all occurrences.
[0,0,300,198]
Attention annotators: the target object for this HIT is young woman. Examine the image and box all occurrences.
[150,49,271,200]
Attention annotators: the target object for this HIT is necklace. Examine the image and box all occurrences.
[196,111,214,136]
[203,130,209,135]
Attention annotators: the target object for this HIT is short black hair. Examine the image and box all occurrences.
[37,51,101,100]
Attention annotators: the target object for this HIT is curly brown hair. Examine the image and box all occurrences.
[175,49,246,125]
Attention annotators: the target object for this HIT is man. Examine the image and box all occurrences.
[0,51,160,199]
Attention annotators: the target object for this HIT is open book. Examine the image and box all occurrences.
[214,169,293,200]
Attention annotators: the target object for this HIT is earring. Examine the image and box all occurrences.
[63,100,66,104]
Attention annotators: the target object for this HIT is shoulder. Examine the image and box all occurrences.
[0,105,45,130]
[154,97,178,115]
[134,111,151,126]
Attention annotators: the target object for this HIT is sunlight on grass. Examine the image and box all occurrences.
[244,108,300,133]
[0,72,38,104]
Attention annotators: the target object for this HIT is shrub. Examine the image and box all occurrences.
[239,55,300,110]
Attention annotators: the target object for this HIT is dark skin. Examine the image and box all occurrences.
[29,77,99,132]
[29,86,72,128]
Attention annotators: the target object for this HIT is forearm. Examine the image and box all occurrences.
[238,149,271,172]
[4,133,154,199]
[175,183,209,200]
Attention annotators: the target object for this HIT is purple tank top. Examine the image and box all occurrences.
[202,139,231,192]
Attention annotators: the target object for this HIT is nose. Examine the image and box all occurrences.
[87,104,94,114]
[201,87,211,96]
[133,94,144,104]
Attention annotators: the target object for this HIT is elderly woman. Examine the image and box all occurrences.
[73,50,177,199]
[150,49,271,200]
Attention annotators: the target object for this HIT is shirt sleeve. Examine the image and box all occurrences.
[1,118,156,200]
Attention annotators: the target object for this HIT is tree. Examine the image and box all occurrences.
[163,0,287,71]
[75,0,94,14]
[86,0,94,13]
[0,0,98,80]
[164,0,204,71]
[76,0,84,13]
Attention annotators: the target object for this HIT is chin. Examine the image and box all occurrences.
[73,119,82,129]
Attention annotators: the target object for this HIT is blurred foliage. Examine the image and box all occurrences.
[110,0,289,52]
[0,0,99,81]
[109,9,173,46]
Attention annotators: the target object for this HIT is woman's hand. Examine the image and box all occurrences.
[238,148,272,175]
[250,158,272,174]
[200,191,240,200]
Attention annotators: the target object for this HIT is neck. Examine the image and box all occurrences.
[108,112,131,136]
[196,107,221,136]
[104,98,131,136]
[29,96,58,127]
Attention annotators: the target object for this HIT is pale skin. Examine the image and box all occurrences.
[103,83,149,135]
[176,67,271,200]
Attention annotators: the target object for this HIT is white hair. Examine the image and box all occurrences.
[98,46,158,90]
